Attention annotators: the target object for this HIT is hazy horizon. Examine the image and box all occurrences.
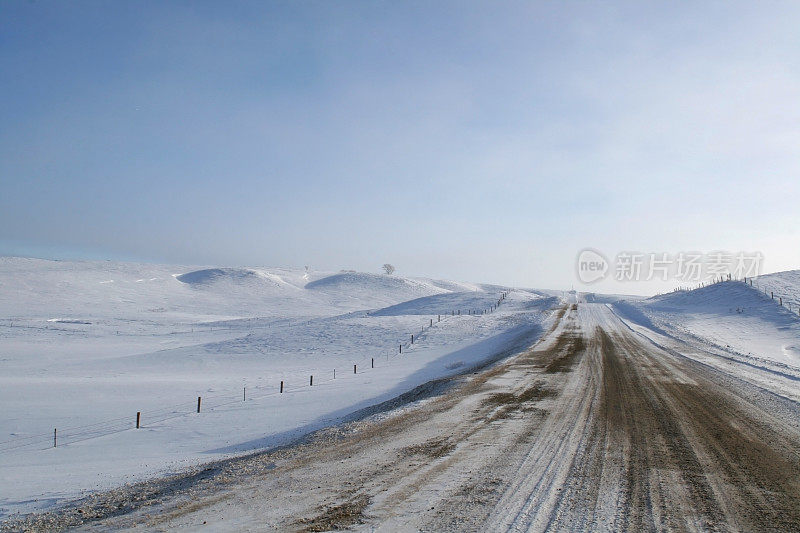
[2,1,799,296]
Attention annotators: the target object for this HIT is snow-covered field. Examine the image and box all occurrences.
[614,275,800,368]
[610,273,800,405]
[0,258,554,518]
[751,269,800,314]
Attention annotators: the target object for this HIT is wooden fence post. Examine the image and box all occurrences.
[354,364,357,374]
[310,375,313,386]
[197,396,202,413]
[371,357,374,368]
[136,412,141,429]
[243,387,246,401]
[280,381,284,393]
[54,428,57,448]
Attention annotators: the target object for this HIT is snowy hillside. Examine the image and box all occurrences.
[613,279,800,368]
[751,269,800,313]
[0,258,555,518]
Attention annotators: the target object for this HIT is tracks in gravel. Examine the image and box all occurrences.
[483,304,800,532]
[7,302,800,532]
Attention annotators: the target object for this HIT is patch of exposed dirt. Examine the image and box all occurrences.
[401,437,456,459]
[296,494,370,532]
[543,334,585,373]
[483,382,555,408]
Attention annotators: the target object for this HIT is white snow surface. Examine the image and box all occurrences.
[0,257,552,518]
[613,277,800,369]
[751,269,800,313]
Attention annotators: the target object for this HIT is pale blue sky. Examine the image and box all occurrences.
[1,1,799,294]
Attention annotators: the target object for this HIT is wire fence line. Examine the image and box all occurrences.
[743,276,800,316]
[1,291,510,454]
[661,272,800,317]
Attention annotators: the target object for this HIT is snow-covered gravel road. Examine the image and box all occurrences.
[7,302,800,532]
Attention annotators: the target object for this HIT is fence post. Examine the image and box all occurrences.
[371,357,374,368]
[411,334,414,344]
[353,364,357,374]
[780,297,783,306]
[136,412,141,429]
[333,369,336,379]
[54,428,57,448]
[197,396,202,413]
[310,375,313,386]
[243,387,246,402]
[772,291,774,299]
[430,319,433,327]
[280,381,284,393]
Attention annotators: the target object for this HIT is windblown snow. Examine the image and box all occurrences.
[614,274,800,367]
[0,258,550,518]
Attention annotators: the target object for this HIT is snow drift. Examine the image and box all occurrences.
[615,280,800,367]
[0,258,551,519]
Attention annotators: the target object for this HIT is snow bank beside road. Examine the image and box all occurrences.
[614,280,800,368]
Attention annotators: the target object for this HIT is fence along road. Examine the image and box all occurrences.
[0,292,509,454]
